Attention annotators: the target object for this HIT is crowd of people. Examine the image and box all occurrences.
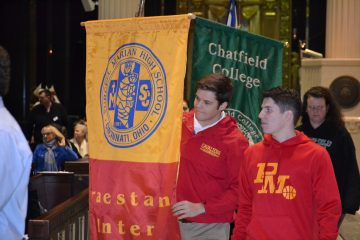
[176,74,359,240]
[27,87,88,160]
[0,45,88,239]
[27,92,88,173]
[1,44,359,239]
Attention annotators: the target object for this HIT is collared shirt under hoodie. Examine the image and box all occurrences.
[194,111,226,134]
[297,121,360,214]
[176,110,249,223]
[232,131,341,240]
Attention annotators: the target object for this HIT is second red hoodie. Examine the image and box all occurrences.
[232,131,341,240]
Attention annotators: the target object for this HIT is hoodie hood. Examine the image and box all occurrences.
[183,110,238,137]
[263,131,311,148]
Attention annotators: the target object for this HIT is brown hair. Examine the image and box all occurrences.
[196,73,233,105]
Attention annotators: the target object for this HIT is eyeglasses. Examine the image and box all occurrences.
[42,132,53,136]
[307,105,325,111]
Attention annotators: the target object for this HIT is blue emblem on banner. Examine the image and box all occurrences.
[100,43,167,148]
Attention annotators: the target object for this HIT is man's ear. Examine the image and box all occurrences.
[218,101,228,111]
[284,110,294,123]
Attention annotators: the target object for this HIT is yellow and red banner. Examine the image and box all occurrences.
[85,15,191,239]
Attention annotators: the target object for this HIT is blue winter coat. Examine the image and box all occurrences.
[32,144,78,172]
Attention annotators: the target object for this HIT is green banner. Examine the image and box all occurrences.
[186,17,283,144]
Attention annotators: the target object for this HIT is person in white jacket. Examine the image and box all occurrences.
[0,45,32,239]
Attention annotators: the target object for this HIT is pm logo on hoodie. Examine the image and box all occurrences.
[254,162,296,200]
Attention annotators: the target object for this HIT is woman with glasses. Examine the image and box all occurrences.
[297,86,360,225]
[32,124,79,173]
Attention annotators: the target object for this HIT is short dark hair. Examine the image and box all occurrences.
[38,89,52,98]
[301,86,344,127]
[0,46,10,96]
[263,87,302,125]
[196,73,233,105]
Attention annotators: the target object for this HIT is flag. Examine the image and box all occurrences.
[226,0,238,27]
[186,17,283,144]
[84,15,191,239]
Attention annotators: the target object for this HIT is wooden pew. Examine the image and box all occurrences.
[29,172,75,211]
[28,161,89,211]
[27,164,90,239]
[28,188,89,240]
[64,158,89,175]
[64,159,89,198]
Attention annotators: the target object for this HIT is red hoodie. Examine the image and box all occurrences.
[232,131,341,240]
[176,110,249,223]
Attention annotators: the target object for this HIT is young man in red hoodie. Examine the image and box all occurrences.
[172,73,249,239]
[232,87,341,240]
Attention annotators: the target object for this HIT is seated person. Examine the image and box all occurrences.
[70,120,88,158]
[32,125,78,172]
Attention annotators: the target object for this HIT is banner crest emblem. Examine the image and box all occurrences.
[226,108,263,144]
[100,43,167,148]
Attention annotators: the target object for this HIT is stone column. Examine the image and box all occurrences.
[326,0,360,58]
[98,0,140,20]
